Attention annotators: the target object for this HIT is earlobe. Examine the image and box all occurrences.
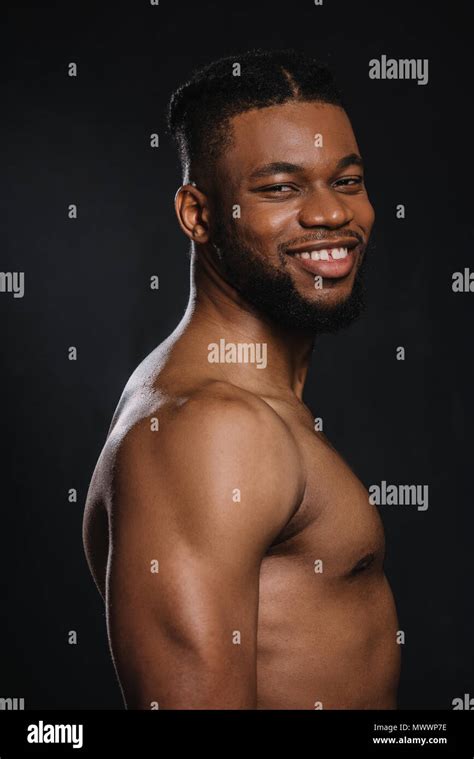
[193,224,206,240]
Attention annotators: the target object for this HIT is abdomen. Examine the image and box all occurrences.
[256,557,401,709]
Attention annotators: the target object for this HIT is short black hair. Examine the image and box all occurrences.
[166,48,345,184]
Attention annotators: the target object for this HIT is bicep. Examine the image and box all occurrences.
[106,521,260,709]
[105,397,299,709]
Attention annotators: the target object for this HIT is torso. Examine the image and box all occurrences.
[253,396,400,709]
[84,359,401,710]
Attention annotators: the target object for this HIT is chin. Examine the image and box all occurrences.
[305,289,354,310]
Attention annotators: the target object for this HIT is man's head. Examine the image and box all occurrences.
[168,49,375,333]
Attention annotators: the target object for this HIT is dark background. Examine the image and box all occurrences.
[2,1,472,710]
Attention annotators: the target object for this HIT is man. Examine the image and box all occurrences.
[83,48,401,710]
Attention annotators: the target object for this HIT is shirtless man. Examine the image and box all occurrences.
[83,48,401,710]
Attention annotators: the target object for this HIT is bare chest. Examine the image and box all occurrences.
[261,404,386,579]
[254,411,399,708]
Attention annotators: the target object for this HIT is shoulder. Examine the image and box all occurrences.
[93,380,306,540]
[113,380,301,469]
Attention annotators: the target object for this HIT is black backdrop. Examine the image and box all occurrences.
[2,1,472,710]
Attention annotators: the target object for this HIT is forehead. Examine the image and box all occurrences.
[221,101,359,179]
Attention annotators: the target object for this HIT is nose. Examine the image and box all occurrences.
[297,186,354,229]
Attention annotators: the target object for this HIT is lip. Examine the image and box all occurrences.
[286,242,361,279]
[286,238,360,255]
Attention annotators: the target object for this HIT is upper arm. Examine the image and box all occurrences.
[106,392,302,709]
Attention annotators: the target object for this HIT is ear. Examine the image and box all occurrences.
[174,184,211,244]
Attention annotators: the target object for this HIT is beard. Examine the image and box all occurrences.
[211,218,371,334]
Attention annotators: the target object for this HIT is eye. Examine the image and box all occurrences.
[333,176,364,188]
[258,184,296,194]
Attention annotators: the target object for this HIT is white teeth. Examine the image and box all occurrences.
[331,247,349,259]
[293,246,349,261]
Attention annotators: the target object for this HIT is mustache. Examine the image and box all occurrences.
[281,230,364,253]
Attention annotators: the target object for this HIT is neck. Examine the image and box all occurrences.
[172,251,315,402]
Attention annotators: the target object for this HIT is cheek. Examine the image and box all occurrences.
[240,202,296,242]
[355,196,375,229]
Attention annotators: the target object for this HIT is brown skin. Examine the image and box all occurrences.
[83,102,401,709]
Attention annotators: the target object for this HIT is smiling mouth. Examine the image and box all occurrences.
[292,246,350,261]
[286,244,360,279]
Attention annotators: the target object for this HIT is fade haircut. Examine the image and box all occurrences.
[166,48,345,185]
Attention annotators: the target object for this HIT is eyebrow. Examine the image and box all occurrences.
[248,153,364,180]
[336,153,364,171]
